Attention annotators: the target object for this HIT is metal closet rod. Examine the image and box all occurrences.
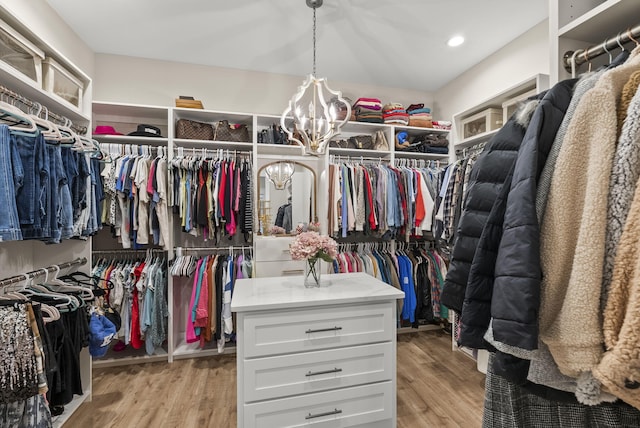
[93,248,166,256]
[0,257,88,288]
[175,246,252,254]
[0,85,87,135]
[563,24,640,72]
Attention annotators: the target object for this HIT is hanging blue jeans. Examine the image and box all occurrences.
[0,125,23,241]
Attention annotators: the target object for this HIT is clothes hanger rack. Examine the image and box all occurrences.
[92,249,166,258]
[563,24,640,76]
[0,84,87,135]
[0,257,88,288]
[174,246,253,256]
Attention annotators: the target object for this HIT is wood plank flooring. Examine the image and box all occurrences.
[65,330,486,427]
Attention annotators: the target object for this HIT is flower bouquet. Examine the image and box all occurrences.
[289,231,338,287]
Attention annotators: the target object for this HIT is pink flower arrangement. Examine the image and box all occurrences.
[290,231,338,262]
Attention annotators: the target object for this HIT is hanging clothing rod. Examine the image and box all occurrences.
[175,246,252,255]
[0,84,87,135]
[93,249,166,256]
[563,24,640,73]
[0,257,88,288]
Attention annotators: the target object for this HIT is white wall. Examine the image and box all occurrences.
[434,20,549,122]
[0,0,94,77]
[93,54,434,116]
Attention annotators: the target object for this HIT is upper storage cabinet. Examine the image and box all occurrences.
[452,74,549,152]
[0,6,91,126]
[550,0,639,83]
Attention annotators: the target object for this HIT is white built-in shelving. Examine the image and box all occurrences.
[452,73,549,161]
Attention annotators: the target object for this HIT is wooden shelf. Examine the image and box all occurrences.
[559,0,639,43]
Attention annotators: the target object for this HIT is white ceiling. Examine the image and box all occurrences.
[46,0,548,92]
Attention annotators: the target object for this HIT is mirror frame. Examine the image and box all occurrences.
[257,160,317,236]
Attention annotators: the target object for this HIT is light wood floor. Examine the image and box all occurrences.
[65,330,486,427]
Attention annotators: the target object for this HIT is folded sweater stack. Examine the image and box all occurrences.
[382,103,409,125]
[353,97,383,123]
[407,103,433,128]
[432,120,452,130]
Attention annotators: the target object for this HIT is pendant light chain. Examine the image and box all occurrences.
[312,6,317,76]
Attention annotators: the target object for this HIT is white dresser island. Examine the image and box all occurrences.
[231,272,405,428]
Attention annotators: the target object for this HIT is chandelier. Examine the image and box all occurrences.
[281,0,351,156]
[265,162,295,190]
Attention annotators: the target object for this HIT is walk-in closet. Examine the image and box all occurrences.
[1,1,639,427]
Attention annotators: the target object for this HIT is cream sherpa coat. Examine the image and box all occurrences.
[539,46,640,378]
[593,81,640,410]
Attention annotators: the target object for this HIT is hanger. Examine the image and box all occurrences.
[603,39,613,63]
[44,265,95,301]
[584,48,592,72]
[617,33,627,52]
[627,28,639,46]
[0,101,37,134]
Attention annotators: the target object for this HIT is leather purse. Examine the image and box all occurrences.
[348,135,374,150]
[175,119,214,140]
[373,130,389,151]
[214,120,251,142]
[258,124,288,144]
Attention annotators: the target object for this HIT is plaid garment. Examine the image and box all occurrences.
[483,353,640,427]
[442,163,459,242]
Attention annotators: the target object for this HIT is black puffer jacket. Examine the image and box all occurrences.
[441,99,541,313]
[458,79,577,350]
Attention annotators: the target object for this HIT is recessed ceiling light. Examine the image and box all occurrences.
[447,35,465,47]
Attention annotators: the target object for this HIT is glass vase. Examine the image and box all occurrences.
[304,258,321,288]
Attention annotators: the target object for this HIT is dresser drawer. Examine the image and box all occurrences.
[244,342,393,402]
[243,303,394,358]
[255,236,294,262]
[255,260,305,278]
[244,381,392,428]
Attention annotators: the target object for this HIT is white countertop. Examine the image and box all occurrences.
[231,272,405,312]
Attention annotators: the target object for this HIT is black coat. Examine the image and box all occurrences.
[441,98,541,313]
[458,79,577,350]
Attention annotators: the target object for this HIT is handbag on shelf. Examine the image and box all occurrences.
[214,120,251,142]
[373,130,389,151]
[348,134,374,150]
[258,124,289,144]
[329,139,352,149]
[175,119,214,140]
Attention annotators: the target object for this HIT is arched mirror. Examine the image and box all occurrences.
[257,161,316,235]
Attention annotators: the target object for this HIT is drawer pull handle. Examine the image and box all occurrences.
[306,367,342,377]
[305,409,343,420]
[305,326,342,334]
[282,269,304,275]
